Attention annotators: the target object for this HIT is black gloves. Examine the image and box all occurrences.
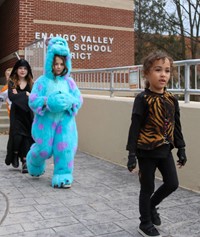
[177,148,187,166]
[127,152,137,172]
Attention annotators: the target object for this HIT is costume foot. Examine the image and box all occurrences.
[52,174,73,188]
[27,160,46,177]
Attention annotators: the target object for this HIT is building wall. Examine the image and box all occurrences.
[0,0,134,83]
[0,0,20,82]
[77,95,200,193]
[19,0,35,51]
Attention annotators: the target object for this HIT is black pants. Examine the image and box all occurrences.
[13,134,32,160]
[138,152,179,224]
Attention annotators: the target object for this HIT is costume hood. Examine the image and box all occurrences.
[45,36,72,79]
[10,59,33,78]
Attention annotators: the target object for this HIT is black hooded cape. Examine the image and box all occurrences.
[5,80,34,165]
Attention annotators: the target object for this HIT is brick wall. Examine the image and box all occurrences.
[34,25,134,69]
[33,0,134,69]
[0,0,20,77]
[18,0,35,50]
[35,1,133,28]
[0,1,19,58]
[0,0,134,82]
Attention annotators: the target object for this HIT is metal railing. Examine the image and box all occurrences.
[24,38,200,103]
[72,59,200,103]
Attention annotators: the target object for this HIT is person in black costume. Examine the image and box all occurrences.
[126,51,187,237]
[5,59,34,173]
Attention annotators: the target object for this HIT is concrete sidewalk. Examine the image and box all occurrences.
[0,135,200,237]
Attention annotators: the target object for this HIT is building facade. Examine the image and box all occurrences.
[0,0,134,83]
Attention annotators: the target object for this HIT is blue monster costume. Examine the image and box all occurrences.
[26,36,83,188]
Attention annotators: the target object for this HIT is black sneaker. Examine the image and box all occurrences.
[21,162,28,174]
[151,208,161,226]
[138,224,162,237]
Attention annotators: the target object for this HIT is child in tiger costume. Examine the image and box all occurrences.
[126,51,187,237]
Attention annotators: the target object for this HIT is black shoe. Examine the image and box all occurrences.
[21,162,28,174]
[138,223,162,237]
[151,208,161,226]
[12,154,19,168]
[5,155,11,166]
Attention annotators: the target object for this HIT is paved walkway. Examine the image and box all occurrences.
[0,135,200,237]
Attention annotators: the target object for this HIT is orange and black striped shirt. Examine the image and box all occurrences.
[126,89,185,154]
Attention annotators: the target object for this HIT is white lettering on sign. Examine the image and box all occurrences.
[74,44,112,53]
[35,32,77,42]
[80,35,114,44]
[34,32,114,60]
[71,52,92,60]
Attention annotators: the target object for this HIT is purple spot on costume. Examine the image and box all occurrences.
[36,138,43,144]
[52,122,57,129]
[55,156,59,164]
[57,142,68,151]
[68,79,76,90]
[30,93,37,102]
[48,138,53,146]
[38,124,44,130]
[68,160,74,169]
[56,125,62,134]
[40,151,48,158]
[38,84,43,91]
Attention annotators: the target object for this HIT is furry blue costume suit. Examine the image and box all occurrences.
[26,37,83,188]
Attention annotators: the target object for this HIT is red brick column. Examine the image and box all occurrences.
[19,0,35,51]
